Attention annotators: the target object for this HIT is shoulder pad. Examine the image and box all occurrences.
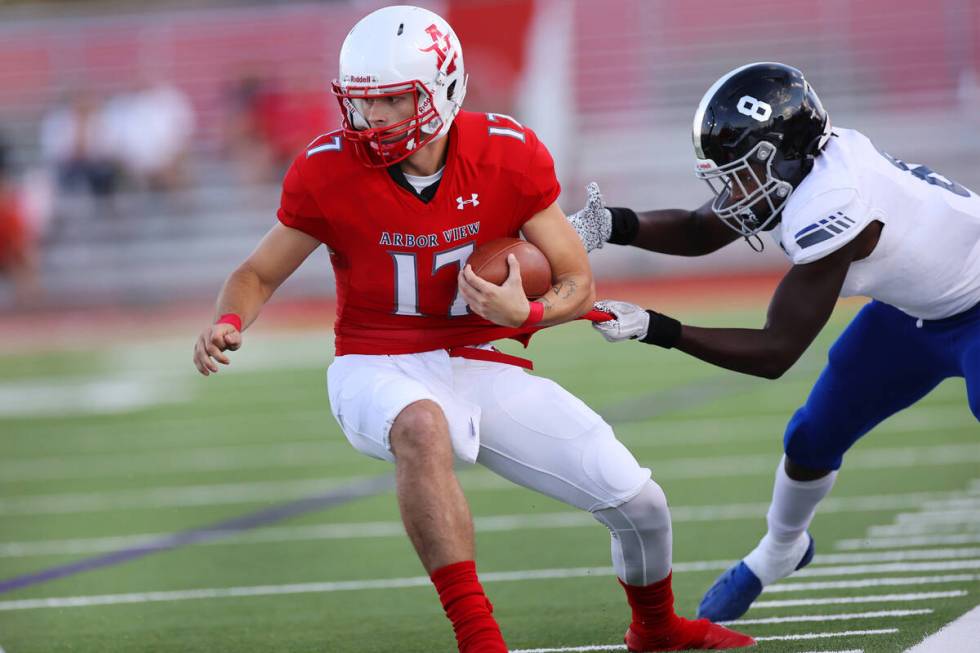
[780,186,871,265]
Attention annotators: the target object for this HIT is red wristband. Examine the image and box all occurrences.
[216,313,242,332]
[520,301,545,328]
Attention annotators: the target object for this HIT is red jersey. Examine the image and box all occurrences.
[277,110,561,355]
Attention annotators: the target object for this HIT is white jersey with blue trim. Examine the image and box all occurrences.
[773,127,980,320]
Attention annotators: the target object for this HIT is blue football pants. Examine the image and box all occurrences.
[784,299,980,470]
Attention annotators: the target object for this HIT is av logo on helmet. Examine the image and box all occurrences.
[737,95,772,122]
[420,24,457,74]
[456,193,479,210]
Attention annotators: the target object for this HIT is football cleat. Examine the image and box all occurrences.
[624,617,755,651]
[697,533,814,622]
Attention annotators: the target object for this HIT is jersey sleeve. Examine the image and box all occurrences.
[276,154,333,245]
[780,187,873,265]
[515,127,561,225]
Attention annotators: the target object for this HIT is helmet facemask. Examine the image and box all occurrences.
[695,140,793,237]
[332,80,444,167]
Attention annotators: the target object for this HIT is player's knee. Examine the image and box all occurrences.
[389,400,450,461]
[594,480,670,533]
[624,480,671,529]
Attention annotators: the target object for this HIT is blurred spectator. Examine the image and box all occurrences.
[0,136,41,307]
[106,80,196,192]
[224,71,334,183]
[39,91,120,200]
[224,74,279,184]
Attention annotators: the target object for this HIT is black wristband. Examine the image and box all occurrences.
[639,310,682,349]
[608,207,639,245]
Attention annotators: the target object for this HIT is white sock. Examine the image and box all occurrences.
[743,456,837,586]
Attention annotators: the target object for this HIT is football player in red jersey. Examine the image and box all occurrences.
[193,6,753,652]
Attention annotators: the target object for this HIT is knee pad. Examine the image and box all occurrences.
[593,480,672,585]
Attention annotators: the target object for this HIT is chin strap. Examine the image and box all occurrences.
[744,233,766,252]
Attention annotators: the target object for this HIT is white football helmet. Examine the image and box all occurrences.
[332,5,468,167]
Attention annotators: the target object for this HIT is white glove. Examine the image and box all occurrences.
[566,182,612,253]
[592,300,650,343]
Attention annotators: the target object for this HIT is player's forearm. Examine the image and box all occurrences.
[536,272,595,326]
[214,263,277,329]
[674,325,803,379]
[609,206,740,256]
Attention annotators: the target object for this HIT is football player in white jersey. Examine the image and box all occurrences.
[566,61,980,622]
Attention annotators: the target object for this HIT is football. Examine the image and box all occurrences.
[467,237,552,299]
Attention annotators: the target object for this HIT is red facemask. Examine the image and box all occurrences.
[331,80,443,167]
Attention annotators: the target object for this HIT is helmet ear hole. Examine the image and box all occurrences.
[447,80,457,101]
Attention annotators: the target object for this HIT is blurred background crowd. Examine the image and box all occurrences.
[0,0,977,312]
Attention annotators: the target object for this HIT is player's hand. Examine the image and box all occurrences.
[193,322,242,376]
[566,182,613,253]
[591,300,649,342]
[458,254,531,327]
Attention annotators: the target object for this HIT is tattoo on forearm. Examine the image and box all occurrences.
[540,279,580,316]
[558,279,577,300]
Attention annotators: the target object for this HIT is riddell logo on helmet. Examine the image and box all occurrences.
[420,24,457,74]
[345,75,378,84]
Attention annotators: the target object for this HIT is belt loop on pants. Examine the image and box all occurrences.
[447,346,534,370]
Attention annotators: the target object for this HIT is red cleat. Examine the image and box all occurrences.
[625,616,755,651]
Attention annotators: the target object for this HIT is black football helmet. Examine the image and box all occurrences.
[693,62,831,237]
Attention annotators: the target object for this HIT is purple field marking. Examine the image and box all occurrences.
[0,474,395,595]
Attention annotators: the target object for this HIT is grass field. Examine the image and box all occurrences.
[0,297,977,653]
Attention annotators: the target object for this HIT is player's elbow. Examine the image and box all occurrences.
[758,344,801,379]
[758,362,789,380]
[585,278,597,307]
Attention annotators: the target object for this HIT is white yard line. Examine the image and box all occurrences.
[0,477,375,515]
[1,559,975,613]
[903,604,980,652]
[0,472,962,515]
[752,590,966,608]
[868,523,980,536]
[813,548,980,564]
[724,608,932,625]
[0,441,345,482]
[754,629,897,641]
[510,646,625,653]
[0,566,622,611]
[796,650,863,653]
[763,575,979,593]
[794,560,980,577]
[894,511,980,525]
[1,502,976,555]
[508,630,898,652]
[835,534,980,550]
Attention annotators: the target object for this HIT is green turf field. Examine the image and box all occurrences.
[0,301,977,652]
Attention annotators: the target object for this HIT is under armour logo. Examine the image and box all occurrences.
[420,24,457,74]
[456,193,479,210]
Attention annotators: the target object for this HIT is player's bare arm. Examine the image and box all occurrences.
[458,201,595,327]
[568,182,741,255]
[193,223,320,376]
[674,236,858,378]
[629,201,741,255]
[597,224,877,378]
